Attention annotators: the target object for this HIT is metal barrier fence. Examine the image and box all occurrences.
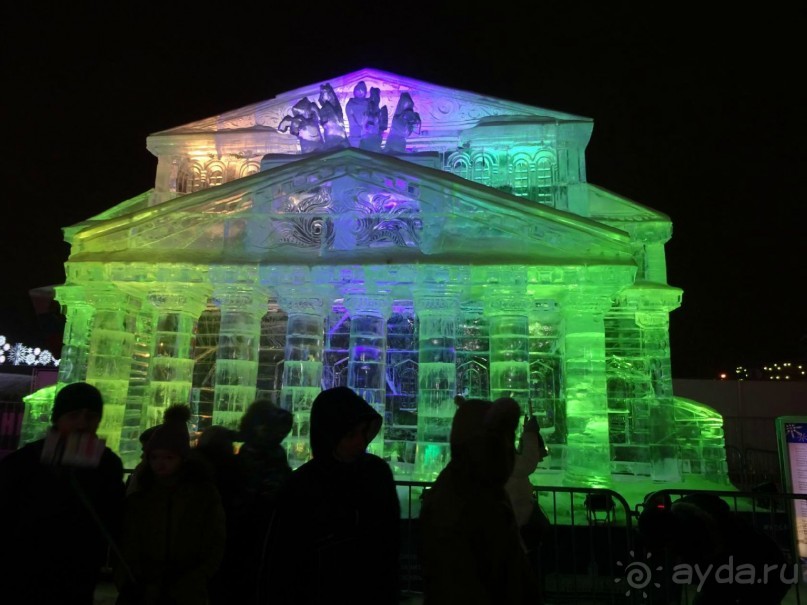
[117,470,802,604]
[396,482,807,605]
[726,445,782,492]
[396,481,641,604]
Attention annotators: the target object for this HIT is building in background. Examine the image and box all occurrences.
[20,69,726,487]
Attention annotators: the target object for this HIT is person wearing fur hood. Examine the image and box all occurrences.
[263,387,400,604]
[418,396,541,605]
[114,404,225,605]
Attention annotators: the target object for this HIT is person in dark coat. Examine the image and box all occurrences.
[233,399,293,603]
[0,381,126,605]
[194,424,248,605]
[237,399,294,529]
[125,405,184,496]
[638,492,793,605]
[263,386,401,604]
[115,405,226,605]
[418,396,541,605]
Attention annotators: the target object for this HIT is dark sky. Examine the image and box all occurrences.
[2,5,804,379]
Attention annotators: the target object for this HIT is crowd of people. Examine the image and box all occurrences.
[0,381,793,605]
[0,383,408,605]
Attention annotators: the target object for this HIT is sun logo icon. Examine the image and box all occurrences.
[615,550,662,599]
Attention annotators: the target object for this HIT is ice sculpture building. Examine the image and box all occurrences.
[36,68,727,487]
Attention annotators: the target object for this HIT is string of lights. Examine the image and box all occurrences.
[0,335,60,367]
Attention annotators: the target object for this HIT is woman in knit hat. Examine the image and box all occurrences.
[115,404,226,605]
[125,404,188,496]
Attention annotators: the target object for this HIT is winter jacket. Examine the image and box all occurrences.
[0,435,125,605]
[229,402,293,604]
[418,397,540,605]
[265,388,401,604]
[115,460,226,605]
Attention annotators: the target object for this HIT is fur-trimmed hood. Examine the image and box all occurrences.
[309,387,382,459]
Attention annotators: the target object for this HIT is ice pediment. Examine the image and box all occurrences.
[149,68,590,147]
[67,149,631,266]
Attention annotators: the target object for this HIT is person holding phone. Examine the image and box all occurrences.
[505,399,551,594]
[0,382,125,605]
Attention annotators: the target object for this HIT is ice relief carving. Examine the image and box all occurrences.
[278,98,324,153]
[351,189,421,248]
[359,87,388,152]
[384,92,421,154]
[318,83,348,148]
[270,187,334,248]
[345,81,370,147]
[262,185,421,251]
[279,81,417,153]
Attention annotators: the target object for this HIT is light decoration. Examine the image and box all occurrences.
[0,335,60,367]
[734,362,806,381]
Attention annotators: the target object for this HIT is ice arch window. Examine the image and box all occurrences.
[240,161,260,178]
[472,154,495,187]
[448,153,471,180]
[177,162,204,194]
[207,162,225,188]
[535,153,556,206]
[512,156,530,197]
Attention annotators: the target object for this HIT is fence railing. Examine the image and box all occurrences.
[726,445,781,491]
[395,481,640,603]
[395,482,806,605]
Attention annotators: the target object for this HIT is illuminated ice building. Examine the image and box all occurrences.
[29,68,727,487]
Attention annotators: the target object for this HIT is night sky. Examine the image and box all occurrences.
[2,5,804,379]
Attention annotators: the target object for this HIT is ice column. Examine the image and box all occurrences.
[145,289,209,429]
[345,294,390,457]
[54,285,94,385]
[120,306,156,468]
[456,306,490,399]
[640,311,682,482]
[562,297,611,487]
[414,291,459,480]
[26,285,94,442]
[487,293,530,410]
[212,285,268,430]
[279,292,325,468]
[84,288,140,452]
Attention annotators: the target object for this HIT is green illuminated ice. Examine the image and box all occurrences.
[23,68,727,489]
